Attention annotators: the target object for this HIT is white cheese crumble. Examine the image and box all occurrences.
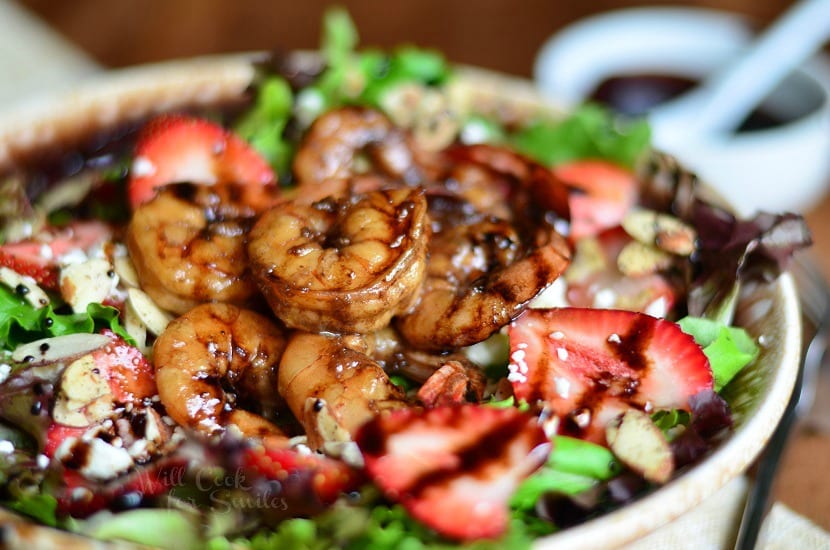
[132,156,157,177]
[644,296,669,319]
[593,288,617,308]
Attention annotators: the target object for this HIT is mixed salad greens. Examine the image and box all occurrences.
[0,7,812,549]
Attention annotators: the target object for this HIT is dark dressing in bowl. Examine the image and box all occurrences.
[588,73,789,132]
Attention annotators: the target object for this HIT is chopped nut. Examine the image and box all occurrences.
[606,408,674,484]
[617,241,673,277]
[622,208,696,256]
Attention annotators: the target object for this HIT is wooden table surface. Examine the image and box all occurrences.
[14,0,830,535]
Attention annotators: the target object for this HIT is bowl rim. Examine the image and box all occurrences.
[0,54,804,549]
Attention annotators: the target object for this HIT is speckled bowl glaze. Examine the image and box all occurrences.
[0,54,802,549]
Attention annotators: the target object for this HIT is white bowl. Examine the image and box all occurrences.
[0,54,802,549]
[534,7,830,216]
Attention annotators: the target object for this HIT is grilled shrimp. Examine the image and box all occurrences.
[394,145,573,351]
[292,106,422,185]
[278,332,407,449]
[127,183,276,315]
[397,211,570,350]
[248,187,430,334]
[153,303,288,440]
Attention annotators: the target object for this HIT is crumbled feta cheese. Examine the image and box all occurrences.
[530,277,569,309]
[78,438,134,481]
[132,156,156,177]
[593,288,617,308]
[59,258,118,313]
[644,296,669,319]
[0,363,11,384]
[554,376,570,398]
[0,440,14,454]
[608,333,622,344]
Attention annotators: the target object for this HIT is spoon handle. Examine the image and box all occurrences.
[651,0,830,144]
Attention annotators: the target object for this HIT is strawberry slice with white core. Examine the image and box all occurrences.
[128,114,276,208]
[508,308,712,444]
[356,405,550,541]
[0,220,113,290]
[553,160,637,241]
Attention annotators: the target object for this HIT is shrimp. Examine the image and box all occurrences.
[247,187,431,334]
[292,106,423,185]
[394,144,573,351]
[153,302,288,441]
[278,332,407,449]
[126,183,274,315]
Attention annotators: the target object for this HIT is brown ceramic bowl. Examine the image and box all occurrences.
[0,54,802,549]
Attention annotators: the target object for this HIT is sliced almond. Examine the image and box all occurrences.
[0,266,50,308]
[606,408,674,484]
[122,300,149,354]
[59,258,116,313]
[11,333,111,364]
[52,354,114,427]
[303,397,351,450]
[622,208,696,256]
[564,236,607,284]
[113,254,140,288]
[617,241,674,277]
[126,287,173,336]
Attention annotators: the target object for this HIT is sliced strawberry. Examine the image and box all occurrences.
[94,330,157,403]
[56,457,187,517]
[240,439,359,504]
[508,308,712,444]
[356,405,550,541]
[566,227,678,316]
[0,220,113,290]
[43,423,87,458]
[553,160,637,241]
[128,114,276,208]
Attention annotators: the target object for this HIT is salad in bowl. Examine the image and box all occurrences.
[0,10,810,549]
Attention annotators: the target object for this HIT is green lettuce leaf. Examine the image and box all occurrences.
[510,436,622,516]
[678,316,759,391]
[234,76,295,177]
[509,104,651,168]
[0,284,134,350]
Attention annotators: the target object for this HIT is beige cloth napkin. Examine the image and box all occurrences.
[628,476,830,549]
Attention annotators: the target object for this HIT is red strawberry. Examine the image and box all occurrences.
[356,405,550,541]
[508,308,712,444]
[43,423,87,458]
[128,114,276,208]
[94,330,158,403]
[57,458,187,517]
[241,439,359,504]
[553,160,637,241]
[0,220,112,290]
[566,227,677,316]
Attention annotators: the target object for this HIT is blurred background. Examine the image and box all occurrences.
[17,0,798,77]
[5,0,830,539]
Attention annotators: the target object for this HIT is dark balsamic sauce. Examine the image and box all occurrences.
[588,74,788,132]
